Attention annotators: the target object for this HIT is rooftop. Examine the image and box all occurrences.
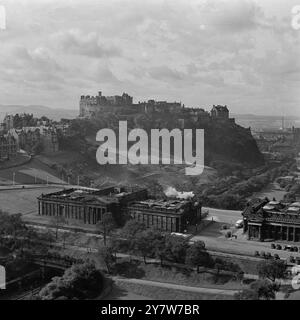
[39,186,146,205]
[244,199,300,217]
[131,198,191,211]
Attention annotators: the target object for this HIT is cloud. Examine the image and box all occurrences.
[201,0,266,33]
[0,0,298,115]
[147,66,185,81]
[53,29,122,58]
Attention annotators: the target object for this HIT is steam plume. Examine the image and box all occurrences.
[164,186,194,200]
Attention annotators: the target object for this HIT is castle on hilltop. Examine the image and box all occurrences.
[79,91,133,118]
[79,91,183,118]
[79,90,235,124]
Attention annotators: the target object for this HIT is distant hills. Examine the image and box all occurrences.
[233,114,300,131]
[0,105,76,121]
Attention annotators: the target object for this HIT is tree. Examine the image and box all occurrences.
[61,231,69,249]
[97,246,115,273]
[110,237,130,256]
[162,234,190,264]
[121,220,146,240]
[117,220,147,258]
[235,279,279,300]
[257,260,286,282]
[32,141,44,155]
[38,261,104,300]
[185,241,212,272]
[134,229,164,264]
[96,212,115,246]
[250,279,279,300]
[152,232,167,266]
[0,211,26,239]
[50,215,67,240]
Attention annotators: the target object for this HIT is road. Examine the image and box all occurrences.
[191,232,300,261]
[202,206,241,224]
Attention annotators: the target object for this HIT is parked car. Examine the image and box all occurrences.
[284,245,292,251]
[294,247,298,252]
[254,251,260,257]
[276,244,282,250]
[274,254,280,260]
[271,243,276,249]
[235,219,244,228]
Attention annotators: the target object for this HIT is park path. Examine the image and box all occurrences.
[112,277,238,296]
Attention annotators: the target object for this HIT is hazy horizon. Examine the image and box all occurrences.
[0,0,299,116]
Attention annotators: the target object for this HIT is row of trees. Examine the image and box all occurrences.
[98,220,242,276]
[198,159,297,210]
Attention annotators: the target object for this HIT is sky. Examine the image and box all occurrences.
[0,0,299,116]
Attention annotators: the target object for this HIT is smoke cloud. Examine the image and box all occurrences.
[164,186,194,200]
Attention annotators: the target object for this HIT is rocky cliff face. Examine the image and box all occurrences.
[64,113,264,170]
[203,121,264,167]
[134,113,265,168]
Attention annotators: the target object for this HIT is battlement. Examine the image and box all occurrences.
[79,91,134,118]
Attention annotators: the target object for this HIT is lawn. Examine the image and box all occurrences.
[0,187,63,216]
[0,158,65,185]
[114,280,234,300]
[112,260,244,291]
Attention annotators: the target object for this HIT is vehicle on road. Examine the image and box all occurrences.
[235,219,243,228]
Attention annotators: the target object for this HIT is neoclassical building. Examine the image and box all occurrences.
[126,198,202,233]
[38,186,147,226]
[38,186,201,232]
[243,198,300,242]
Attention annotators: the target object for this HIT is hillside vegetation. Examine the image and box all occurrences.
[59,113,264,169]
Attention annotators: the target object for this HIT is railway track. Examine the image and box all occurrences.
[16,288,41,300]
